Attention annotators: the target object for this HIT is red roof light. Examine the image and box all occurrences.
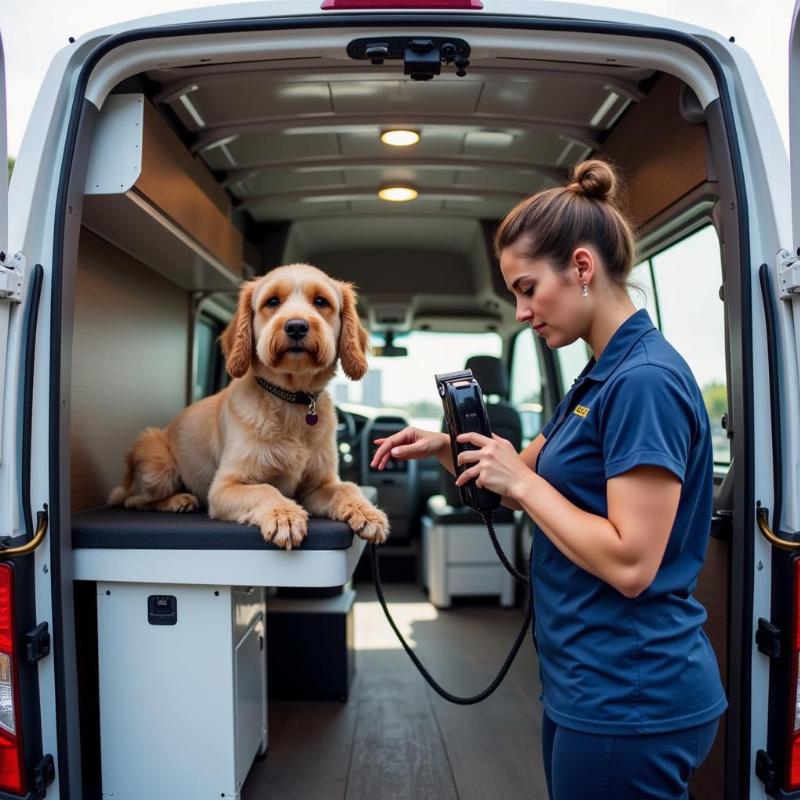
[322,0,483,9]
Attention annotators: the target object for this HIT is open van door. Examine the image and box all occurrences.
[792,1,800,256]
[0,33,57,799]
[0,34,13,462]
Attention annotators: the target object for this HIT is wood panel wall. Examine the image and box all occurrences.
[70,229,189,513]
[606,75,727,800]
[601,74,709,229]
[691,536,730,798]
[136,100,243,276]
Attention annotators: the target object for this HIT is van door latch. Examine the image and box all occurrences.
[32,754,55,797]
[0,251,25,304]
[778,248,800,299]
[756,617,782,660]
[26,622,51,664]
[756,749,778,795]
[347,36,470,80]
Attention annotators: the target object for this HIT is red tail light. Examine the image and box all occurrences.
[0,565,25,796]
[787,559,800,789]
[322,0,483,9]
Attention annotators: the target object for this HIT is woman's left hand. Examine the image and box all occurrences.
[454,433,532,497]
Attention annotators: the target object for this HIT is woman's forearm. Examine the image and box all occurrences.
[434,433,455,475]
[509,472,641,595]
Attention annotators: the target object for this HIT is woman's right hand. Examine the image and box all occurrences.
[370,427,451,472]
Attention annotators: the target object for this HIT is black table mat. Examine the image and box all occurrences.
[72,507,355,551]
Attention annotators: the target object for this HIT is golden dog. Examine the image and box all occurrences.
[109,263,390,549]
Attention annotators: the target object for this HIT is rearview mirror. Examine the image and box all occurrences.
[372,344,408,357]
[371,330,408,357]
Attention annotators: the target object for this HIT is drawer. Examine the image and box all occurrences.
[446,524,514,564]
[448,564,506,595]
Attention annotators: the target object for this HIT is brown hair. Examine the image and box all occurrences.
[493,159,637,289]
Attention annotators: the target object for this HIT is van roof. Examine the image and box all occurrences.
[72,0,729,48]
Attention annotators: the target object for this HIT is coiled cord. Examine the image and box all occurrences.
[370,510,533,705]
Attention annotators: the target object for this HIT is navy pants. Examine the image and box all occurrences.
[542,712,719,800]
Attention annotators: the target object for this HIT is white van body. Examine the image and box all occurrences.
[1,1,799,797]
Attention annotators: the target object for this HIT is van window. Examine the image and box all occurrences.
[193,315,225,401]
[509,328,544,445]
[331,330,502,429]
[638,225,730,466]
[557,338,591,391]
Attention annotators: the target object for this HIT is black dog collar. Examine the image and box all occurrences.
[254,376,320,425]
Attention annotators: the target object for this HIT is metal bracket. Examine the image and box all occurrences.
[0,250,26,303]
[778,248,800,299]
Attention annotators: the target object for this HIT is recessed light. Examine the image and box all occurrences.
[380,129,420,147]
[378,186,419,202]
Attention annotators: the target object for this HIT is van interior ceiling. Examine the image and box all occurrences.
[68,33,734,800]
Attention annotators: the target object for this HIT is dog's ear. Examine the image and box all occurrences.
[337,281,370,381]
[220,281,256,378]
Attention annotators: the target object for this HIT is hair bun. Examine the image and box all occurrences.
[568,159,618,203]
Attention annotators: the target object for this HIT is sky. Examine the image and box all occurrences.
[1,0,797,157]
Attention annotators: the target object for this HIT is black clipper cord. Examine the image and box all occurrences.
[370,511,533,706]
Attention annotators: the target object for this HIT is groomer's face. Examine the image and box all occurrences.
[500,240,587,349]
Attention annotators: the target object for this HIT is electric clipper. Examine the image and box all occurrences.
[435,369,501,513]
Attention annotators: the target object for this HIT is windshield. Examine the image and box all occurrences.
[330,331,503,430]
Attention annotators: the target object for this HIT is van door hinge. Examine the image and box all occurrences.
[756,618,782,660]
[756,749,778,795]
[31,753,55,798]
[25,622,50,664]
[778,248,800,299]
[0,251,26,303]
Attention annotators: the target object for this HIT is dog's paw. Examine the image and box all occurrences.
[156,493,200,513]
[340,502,390,544]
[254,504,308,550]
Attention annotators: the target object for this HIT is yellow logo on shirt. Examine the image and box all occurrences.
[573,405,590,418]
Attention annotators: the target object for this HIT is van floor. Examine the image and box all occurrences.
[243,582,546,800]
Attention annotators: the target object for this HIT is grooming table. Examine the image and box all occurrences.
[72,507,365,585]
[72,505,370,800]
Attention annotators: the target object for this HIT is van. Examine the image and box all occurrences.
[1,0,799,797]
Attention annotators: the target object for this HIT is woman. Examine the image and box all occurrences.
[370,159,726,800]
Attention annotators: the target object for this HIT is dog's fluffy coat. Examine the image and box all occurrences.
[109,263,389,549]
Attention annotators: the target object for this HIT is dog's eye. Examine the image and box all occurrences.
[313,296,329,308]
[265,297,280,308]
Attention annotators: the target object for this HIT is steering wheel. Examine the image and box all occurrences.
[336,406,357,446]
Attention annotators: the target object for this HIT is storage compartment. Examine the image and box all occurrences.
[266,589,356,701]
[82,94,247,289]
[96,582,266,800]
[421,513,516,608]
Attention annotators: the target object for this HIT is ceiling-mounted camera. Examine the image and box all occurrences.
[347,36,471,81]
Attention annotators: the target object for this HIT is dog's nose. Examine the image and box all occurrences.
[284,319,309,340]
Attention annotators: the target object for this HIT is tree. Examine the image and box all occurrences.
[7,156,14,180]
[702,382,727,424]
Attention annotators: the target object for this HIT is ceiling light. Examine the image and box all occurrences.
[380,129,420,147]
[378,186,419,202]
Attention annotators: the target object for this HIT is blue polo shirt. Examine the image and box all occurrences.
[533,309,727,735]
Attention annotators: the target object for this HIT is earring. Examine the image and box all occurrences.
[581,283,589,298]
